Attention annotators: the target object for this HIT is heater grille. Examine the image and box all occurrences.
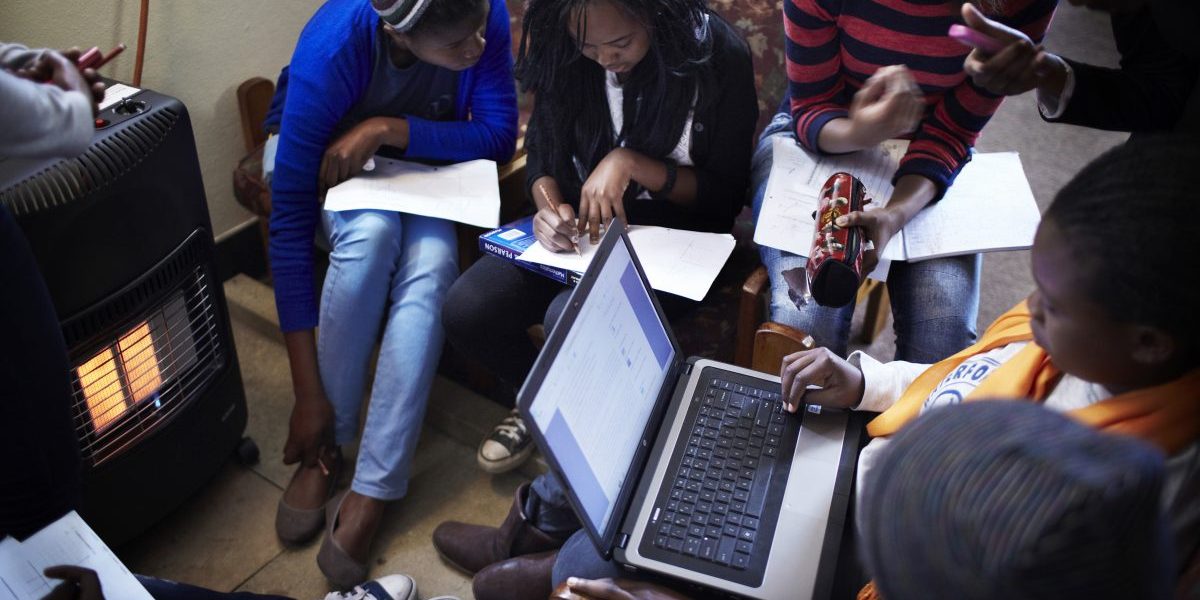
[70,263,224,466]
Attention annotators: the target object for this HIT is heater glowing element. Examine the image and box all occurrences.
[76,318,166,433]
[119,321,162,404]
[77,348,128,433]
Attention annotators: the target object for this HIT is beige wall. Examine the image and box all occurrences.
[1,0,325,236]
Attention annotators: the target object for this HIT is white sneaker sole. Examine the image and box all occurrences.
[476,442,534,474]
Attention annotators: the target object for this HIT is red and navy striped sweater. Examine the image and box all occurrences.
[785,0,1056,196]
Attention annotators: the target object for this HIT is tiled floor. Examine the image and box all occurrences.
[116,5,1126,599]
[119,275,534,600]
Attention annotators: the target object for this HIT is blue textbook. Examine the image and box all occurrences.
[479,216,582,286]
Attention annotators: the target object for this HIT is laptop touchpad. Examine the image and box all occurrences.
[782,411,846,520]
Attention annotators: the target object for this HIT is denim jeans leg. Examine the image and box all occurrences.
[750,120,854,356]
[318,210,404,450]
[551,530,634,587]
[887,254,981,363]
[351,214,457,500]
[528,471,583,536]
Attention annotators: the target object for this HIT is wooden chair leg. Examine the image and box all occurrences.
[736,265,769,368]
[257,217,271,273]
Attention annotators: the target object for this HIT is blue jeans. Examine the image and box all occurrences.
[750,113,980,362]
[319,209,458,500]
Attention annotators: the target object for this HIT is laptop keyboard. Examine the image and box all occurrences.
[649,378,787,570]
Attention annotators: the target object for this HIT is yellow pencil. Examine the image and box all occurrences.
[538,182,581,256]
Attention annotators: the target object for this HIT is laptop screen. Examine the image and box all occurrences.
[525,236,677,536]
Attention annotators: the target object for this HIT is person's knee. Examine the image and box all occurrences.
[328,211,404,268]
[441,268,489,347]
[403,222,459,292]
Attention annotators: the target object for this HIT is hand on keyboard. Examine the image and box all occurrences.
[779,347,865,411]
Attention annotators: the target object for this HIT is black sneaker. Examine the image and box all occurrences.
[477,409,534,473]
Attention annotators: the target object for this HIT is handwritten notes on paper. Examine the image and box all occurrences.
[517,226,736,301]
[324,157,501,228]
[754,138,1040,265]
[0,512,153,600]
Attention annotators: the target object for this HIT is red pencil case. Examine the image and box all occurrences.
[806,172,869,307]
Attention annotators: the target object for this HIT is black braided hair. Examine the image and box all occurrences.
[516,0,716,195]
[1045,135,1200,344]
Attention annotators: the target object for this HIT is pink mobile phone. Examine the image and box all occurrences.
[948,24,1006,55]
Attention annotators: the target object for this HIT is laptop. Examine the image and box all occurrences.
[517,223,862,600]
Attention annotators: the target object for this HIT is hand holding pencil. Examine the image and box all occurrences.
[533,178,583,255]
[16,44,122,115]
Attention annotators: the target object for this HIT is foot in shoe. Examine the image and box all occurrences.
[332,491,386,562]
[478,409,533,474]
[283,448,341,510]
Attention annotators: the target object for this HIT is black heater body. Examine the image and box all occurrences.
[0,87,247,546]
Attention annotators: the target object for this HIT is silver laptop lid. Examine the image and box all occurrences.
[518,222,684,558]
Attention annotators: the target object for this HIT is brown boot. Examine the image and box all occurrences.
[432,482,569,574]
[472,549,558,600]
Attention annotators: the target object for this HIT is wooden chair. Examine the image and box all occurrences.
[751,321,814,375]
[736,265,890,370]
[236,77,274,154]
[233,78,276,263]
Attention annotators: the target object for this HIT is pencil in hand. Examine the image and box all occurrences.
[538,181,581,256]
[78,44,125,70]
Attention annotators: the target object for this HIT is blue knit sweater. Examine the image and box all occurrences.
[269,0,517,332]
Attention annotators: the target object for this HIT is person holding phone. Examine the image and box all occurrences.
[749,0,1056,365]
[960,0,1199,133]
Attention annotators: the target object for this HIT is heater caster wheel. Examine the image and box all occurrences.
[236,436,259,466]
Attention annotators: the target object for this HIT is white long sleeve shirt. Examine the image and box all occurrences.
[849,346,1200,572]
[1,43,93,159]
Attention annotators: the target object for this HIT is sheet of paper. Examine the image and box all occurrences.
[324,157,501,228]
[755,140,1040,265]
[98,83,142,111]
[899,152,1041,261]
[516,226,736,301]
[753,137,908,261]
[0,512,152,600]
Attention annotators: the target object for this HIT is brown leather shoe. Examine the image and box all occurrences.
[472,549,557,600]
[432,483,569,574]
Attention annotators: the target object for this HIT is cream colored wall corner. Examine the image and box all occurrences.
[0,0,325,237]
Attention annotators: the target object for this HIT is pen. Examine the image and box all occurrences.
[79,43,126,70]
[537,181,581,256]
[76,47,102,68]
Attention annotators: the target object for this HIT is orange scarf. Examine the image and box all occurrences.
[866,301,1200,456]
[857,302,1200,600]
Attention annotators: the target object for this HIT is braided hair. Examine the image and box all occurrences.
[516,0,715,195]
[1045,135,1200,346]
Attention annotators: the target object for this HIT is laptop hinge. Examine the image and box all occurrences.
[681,361,693,376]
[617,533,630,549]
